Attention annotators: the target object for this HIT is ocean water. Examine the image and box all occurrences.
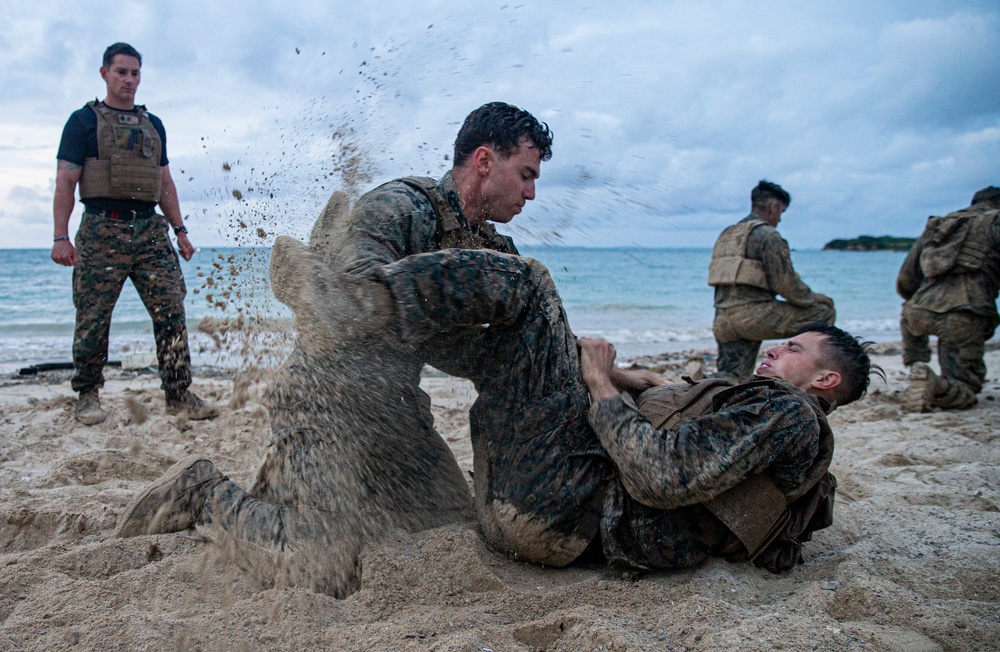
[0,246,909,371]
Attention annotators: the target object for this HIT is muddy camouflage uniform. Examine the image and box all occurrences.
[197,173,518,595]
[896,204,1000,408]
[711,216,835,381]
[373,247,832,570]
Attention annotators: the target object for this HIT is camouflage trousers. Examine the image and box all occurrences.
[712,300,835,381]
[375,249,611,567]
[901,305,995,409]
[198,347,471,597]
[71,212,191,394]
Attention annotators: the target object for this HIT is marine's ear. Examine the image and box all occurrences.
[470,145,495,176]
[810,370,841,393]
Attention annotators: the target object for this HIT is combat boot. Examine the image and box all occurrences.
[904,362,943,412]
[75,389,108,426]
[165,390,219,420]
[115,455,226,537]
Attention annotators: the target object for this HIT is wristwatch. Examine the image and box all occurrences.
[173,225,189,235]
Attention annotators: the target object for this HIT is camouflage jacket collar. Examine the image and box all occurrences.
[438,171,468,228]
[747,375,833,415]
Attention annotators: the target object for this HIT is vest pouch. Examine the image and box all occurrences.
[708,220,771,290]
[751,471,837,573]
[635,378,733,429]
[954,211,1000,284]
[704,473,790,560]
[109,156,162,202]
[708,257,741,286]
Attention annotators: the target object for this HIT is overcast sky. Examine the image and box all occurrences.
[2,0,997,249]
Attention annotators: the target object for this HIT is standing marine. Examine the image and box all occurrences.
[709,180,836,381]
[897,186,1000,411]
[51,42,217,425]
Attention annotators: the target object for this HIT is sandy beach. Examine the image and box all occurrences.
[1,344,998,651]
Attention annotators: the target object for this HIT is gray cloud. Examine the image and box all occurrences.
[1,0,997,248]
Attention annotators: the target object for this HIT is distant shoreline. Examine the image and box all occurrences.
[823,235,916,251]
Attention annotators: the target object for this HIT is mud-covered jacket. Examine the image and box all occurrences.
[590,376,835,572]
[711,215,820,310]
[79,101,163,202]
[897,205,1000,323]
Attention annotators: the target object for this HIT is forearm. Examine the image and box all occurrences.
[610,366,667,399]
[587,373,621,402]
[53,195,74,238]
[158,174,184,228]
[53,165,80,237]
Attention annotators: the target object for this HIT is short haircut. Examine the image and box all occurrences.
[751,179,791,211]
[103,43,142,69]
[971,186,1000,207]
[453,102,553,167]
[795,323,880,406]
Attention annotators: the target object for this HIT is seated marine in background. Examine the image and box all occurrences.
[709,180,836,382]
[897,185,1000,412]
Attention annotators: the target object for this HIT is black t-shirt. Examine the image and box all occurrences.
[56,101,169,212]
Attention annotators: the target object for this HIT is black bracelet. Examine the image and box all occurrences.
[173,225,189,235]
[53,236,71,243]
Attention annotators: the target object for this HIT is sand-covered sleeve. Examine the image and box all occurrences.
[338,183,439,276]
[588,388,819,510]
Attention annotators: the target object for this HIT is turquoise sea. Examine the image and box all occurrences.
[0,246,910,372]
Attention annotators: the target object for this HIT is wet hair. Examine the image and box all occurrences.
[453,102,553,167]
[795,323,882,406]
[751,179,791,211]
[103,43,142,69]
[971,186,1000,207]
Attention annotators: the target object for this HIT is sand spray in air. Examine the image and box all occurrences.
[168,45,477,597]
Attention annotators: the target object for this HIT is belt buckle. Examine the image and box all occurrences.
[100,208,149,220]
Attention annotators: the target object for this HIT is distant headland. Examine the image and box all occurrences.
[823,235,916,252]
